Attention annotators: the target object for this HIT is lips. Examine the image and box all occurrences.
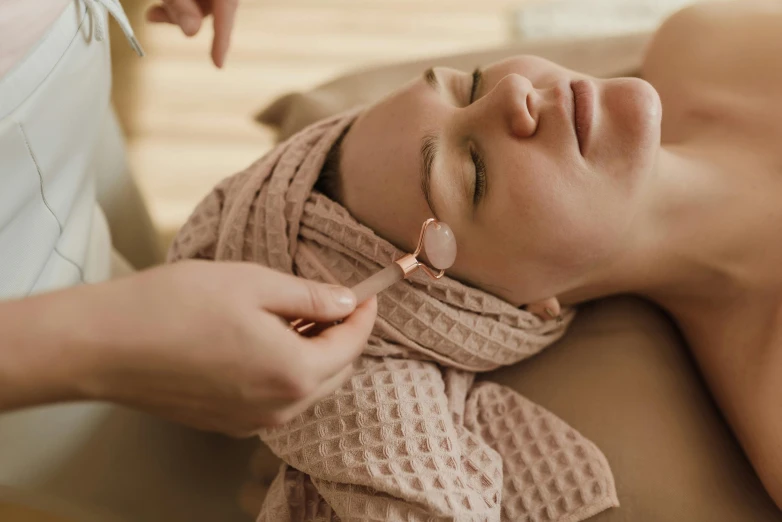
[571,79,595,155]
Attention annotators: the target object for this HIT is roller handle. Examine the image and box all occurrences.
[290,264,404,336]
[350,264,404,304]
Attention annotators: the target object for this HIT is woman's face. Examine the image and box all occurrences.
[340,55,662,305]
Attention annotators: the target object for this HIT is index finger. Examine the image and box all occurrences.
[301,297,377,378]
[211,0,238,67]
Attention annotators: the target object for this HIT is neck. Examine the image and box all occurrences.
[559,143,748,316]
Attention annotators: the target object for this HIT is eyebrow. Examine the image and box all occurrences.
[424,67,439,91]
[420,133,440,219]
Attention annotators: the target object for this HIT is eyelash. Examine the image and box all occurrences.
[468,68,486,205]
[470,146,487,204]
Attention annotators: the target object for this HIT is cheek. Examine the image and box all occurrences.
[493,153,596,264]
[512,164,629,271]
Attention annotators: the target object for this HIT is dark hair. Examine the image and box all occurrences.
[314,125,351,204]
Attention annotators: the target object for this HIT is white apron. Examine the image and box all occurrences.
[0,0,141,298]
[0,3,254,520]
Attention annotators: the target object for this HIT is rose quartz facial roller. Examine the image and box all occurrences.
[291,218,456,335]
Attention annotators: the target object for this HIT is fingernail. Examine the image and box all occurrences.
[544,307,557,319]
[329,286,356,309]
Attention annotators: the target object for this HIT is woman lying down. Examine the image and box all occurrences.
[169,1,782,520]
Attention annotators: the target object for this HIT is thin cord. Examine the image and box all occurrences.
[84,0,145,57]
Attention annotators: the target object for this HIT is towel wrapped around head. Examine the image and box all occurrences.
[168,108,618,522]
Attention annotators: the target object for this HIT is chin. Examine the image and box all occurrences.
[602,78,662,179]
[609,77,662,145]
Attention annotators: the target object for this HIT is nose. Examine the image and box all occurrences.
[492,74,538,139]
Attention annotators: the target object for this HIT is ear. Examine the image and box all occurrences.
[525,296,561,320]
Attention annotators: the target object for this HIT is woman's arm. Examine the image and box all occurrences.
[0,262,377,436]
[0,286,102,411]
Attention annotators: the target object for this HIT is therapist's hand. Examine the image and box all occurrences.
[0,260,377,437]
[88,261,377,437]
[146,0,239,67]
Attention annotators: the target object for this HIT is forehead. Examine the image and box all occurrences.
[340,79,439,252]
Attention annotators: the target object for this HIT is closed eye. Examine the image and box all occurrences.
[469,68,483,104]
[471,146,487,205]
[469,68,486,207]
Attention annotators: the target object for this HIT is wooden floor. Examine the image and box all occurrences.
[110,0,529,241]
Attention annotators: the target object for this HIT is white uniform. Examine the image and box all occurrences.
[0,2,253,520]
[0,0,141,297]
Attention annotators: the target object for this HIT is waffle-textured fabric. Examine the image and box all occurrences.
[167,108,618,522]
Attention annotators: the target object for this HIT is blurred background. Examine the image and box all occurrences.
[109,0,704,252]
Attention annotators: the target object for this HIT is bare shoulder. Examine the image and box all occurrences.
[641,1,782,142]
[645,0,782,54]
[642,1,782,90]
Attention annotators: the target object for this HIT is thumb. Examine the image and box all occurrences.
[257,272,357,322]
